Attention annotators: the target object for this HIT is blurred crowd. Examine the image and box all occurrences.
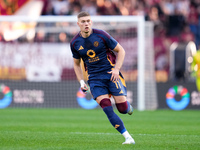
[1,0,200,80]
[41,0,200,44]
[41,0,200,73]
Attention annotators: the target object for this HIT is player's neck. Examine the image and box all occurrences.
[80,30,92,38]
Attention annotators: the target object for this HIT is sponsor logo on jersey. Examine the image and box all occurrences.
[87,49,96,58]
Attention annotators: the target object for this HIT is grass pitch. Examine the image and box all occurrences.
[0,108,200,150]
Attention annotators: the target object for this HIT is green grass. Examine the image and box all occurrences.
[0,108,200,150]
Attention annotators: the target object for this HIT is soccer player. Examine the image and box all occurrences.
[70,11,135,144]
[191,49,200,91]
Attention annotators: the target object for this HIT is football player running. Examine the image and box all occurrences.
[70,11,135,145]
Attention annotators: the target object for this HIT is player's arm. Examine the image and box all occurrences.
[113,43,125,71]
[73,58,88,92]
[108,43,125,82]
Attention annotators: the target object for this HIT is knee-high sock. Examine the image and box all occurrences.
[116,101,131,114]
[100,98,126,134]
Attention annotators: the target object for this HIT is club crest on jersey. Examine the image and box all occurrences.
[93,41,99,47]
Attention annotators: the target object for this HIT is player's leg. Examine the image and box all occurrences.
[108,74,135,144]
[112,95,135,144]
[109,72,133,115]
[113,95,133,115]
[89,81,126,134]
[96,95,135,144]
[89,79,135,144]
[96,95,127,134]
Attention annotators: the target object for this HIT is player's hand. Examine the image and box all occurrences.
[80,80,89,93]
[108,68,119,82]
[81,84,89,93]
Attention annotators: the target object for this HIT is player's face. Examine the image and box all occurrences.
[77,16,92,36]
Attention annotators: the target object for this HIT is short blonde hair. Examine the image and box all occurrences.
[77,11,90,19]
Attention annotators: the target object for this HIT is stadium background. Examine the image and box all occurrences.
[0,0,200,111]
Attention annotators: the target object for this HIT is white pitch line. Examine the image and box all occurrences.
[70,132,200,137]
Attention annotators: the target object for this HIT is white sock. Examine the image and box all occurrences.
[122,131,132,139]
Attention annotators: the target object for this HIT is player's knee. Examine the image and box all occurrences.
[99,98,114,118]
[99,98,112,109]
[116,101,128,114]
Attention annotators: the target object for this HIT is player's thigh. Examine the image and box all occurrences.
[96,94,110,104]
[108,79,127,97]
[89,80,110,101]
[112,95,126,103]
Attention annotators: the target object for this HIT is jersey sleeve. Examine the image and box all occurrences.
[102,30,118,50]
[70,42,80,59]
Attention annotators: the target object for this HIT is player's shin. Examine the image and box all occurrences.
[99,98,126,134]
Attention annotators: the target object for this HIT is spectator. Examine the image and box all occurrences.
[68,2,82,15]
[161,0,176,15]
[97,0,121,15]
[145,6,161,25]
[59,32,68,43]
[175,0,189,18]
[180,25,195,43]
[82,1,97,15]
[52,0,70,15]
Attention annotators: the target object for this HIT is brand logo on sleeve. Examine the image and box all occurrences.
[79,46,84,50]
